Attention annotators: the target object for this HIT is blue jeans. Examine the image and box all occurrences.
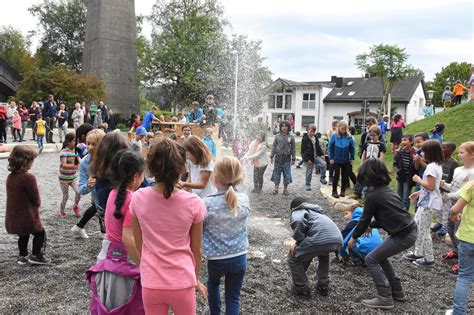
[207,254,247,315]
[397,179,412,211]
[305,156,327,186]
[453,241,474,315]
[271,161,292,185]
[36,135,44,149]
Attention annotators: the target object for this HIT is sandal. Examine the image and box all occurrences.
[283,190,290,196]
[271,190,278,195]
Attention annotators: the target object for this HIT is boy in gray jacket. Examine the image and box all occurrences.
[270,120,296,196]
[288,197,343,298]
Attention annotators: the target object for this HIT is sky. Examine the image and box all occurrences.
[2,0,473,82]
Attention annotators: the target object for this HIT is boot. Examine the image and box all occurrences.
[389,277,407,302]
[361,286,394,310]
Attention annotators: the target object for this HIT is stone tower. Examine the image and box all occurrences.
[83,0,139,116]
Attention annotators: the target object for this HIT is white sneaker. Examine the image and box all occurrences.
[71,225,89,239]
[445,310,453,315]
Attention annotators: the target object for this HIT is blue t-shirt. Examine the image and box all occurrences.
[142,111,154,131]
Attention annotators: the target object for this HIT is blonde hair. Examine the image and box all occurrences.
[182,136,213,166]
[86,129,106,144]
[460,141,474,156]
[336,120,349,136]
[213,156,244,216]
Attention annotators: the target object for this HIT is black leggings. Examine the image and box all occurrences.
[332,162,350,193]
[253,165,267,191]
[0,119,6,142]
[18,229,46,257]
[454,95,462,106]
[76,203,105,233]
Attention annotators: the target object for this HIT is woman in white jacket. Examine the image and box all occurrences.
[244,131,269,193]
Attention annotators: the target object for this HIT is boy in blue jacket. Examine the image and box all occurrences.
[340,203,383,266]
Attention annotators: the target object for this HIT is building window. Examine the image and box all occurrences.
[268,95,275,109]
[354,118,364,127]
[285,95,292,109]
[301,116,315,128]
[302,93,316,109]
[276,95,283,109]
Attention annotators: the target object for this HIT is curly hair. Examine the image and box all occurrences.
[8,146,38,173]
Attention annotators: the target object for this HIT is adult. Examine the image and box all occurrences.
[389,114,405,152]
[89,102,98,125]
[288,114,295,133]
[56,103,69,143]
[97,101,109,125]
[142,105,160,131]
[453,80,469,106]
[0,102,7,143]
[422,100,434,118]
[71,102,85,130]
[188,101,203,123]
[43,94,58,143]
[203,94,217,125]
[379,115,389,141]
[107,108,116,131]
[28,101,41,140]
[18,102,29,142]
[6,101,17,142]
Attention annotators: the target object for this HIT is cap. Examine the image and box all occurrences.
[136,126,147,136]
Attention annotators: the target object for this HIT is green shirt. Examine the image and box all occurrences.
[456,181,474,243]
[90,104,97,115]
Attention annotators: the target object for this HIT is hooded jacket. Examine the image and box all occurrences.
[301,133,323,163]
[290,202,342,258]
[328,133,355,164]
[340,207,383,257]
[270,132,296,163]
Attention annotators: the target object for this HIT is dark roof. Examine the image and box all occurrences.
[323,75,425,103]
[278,78,333,87]
[0,59,22,94]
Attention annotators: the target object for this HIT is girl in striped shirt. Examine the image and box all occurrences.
[59,132,81,217]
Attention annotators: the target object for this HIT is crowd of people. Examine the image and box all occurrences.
[3,90,474,315]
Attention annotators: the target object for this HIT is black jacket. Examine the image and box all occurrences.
[301,134,323,163]
[393,147,417,183]
[352,186,415,239]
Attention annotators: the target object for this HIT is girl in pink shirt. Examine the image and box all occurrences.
[390,114,406,152]
[131,138,208,314]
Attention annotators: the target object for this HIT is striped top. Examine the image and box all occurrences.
[59,148,79,183]
[400,149,413,176]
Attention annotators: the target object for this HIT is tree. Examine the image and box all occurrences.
[356,44,411,115]
[16,63,105,108]
[0,26,35,75]
[429,62,471,105]
[29,0,87,71]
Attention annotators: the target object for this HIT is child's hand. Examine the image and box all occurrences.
[196,281,208,299]
[87,177,96,188]
[330,160,335,165]
[409,191,420,201]
[306,160,312,165]
[347,237,355,249]
[177,181,185,189]
[289,243,296,255]
[450,213,460,223]
[440,180,446,188]
[412,175,421,183]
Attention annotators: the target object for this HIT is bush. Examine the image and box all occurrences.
[295,131,301,137]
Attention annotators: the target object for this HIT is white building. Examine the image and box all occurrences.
[261,75,427,134]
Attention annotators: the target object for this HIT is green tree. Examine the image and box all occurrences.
[29,0,87,71]
[0,26,35,75]
[16,63,105,108]
[430,62,471,105]
[356,44,411,114]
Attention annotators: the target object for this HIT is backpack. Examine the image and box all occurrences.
[86,241,144,315]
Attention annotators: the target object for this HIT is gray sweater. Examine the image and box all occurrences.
[270,133,296,163]
[290,203,343,258]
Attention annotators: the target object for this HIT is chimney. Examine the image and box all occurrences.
[331,76,337,83]
[335,77,343,88]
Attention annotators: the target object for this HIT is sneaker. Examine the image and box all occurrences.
[72,205,81,217]
[431,223,442,233]
[413,258,434,267]
[28,254,50,265]
[438,226,447,237]
[404,252,423,261]
[332,192,340,199]
[320,178,328,185]
[287,285,311,300]
[446,264,459,276]
[59,210,66,217]
[315,285,328,297]
[71,225,89,239]
[296,165,301,169]
[305,185,312,191]
[17,256,29,265]
[446,310,453,315]
[340,190,346,197]
[361,296,394,310]
[441,250,458,261]
[39,148,43,154]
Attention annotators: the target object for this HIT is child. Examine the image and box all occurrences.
[6,146,49,264]
[12,110,21,142]
[413,132,429,210]
[75,123,94,161]
[431,142,459,237]
[441,141,474,275]
[131,138,207,314]
[181,135,217,198]
[34,114,48,153]
[145,132,155,150]
[393,134,417,211]
[203,156,250,314]
[202,127,217,158]
[405,140,444,267]
[447,181,474,315]
[132,126,147,154]
[327,120,339,182]
[301,124,327,191]
[348,159,417,309]
[442,86,453,109]
[270,120,296,196]
[339,203,383,266]
[180,124,192,142]
[430,122,445,143]
[328,120,355,198]
[287,197,342,298]
[361,125,386,163]
[389,114,405,152]
[243,132,269,194]
[71,129,106,239]
[359,116,379,158]
[59,132,81,217]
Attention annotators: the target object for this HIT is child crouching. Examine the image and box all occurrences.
[287,197,342,298]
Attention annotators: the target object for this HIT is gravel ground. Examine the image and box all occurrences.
[0,151,471,313]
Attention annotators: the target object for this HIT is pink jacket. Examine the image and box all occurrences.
[12,114,21,129]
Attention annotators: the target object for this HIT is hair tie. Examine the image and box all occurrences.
[229,183,235,189]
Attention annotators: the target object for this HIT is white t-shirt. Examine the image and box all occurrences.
[189,160,217,198]
[418,162,443,210]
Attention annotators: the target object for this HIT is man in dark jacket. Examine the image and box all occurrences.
[287,197,343,299]
[301,124,327,190]
[43,94,58,143]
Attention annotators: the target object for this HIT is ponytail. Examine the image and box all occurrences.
[114,180,130,219]
[224,184,239,217]
[213,157,244,216]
